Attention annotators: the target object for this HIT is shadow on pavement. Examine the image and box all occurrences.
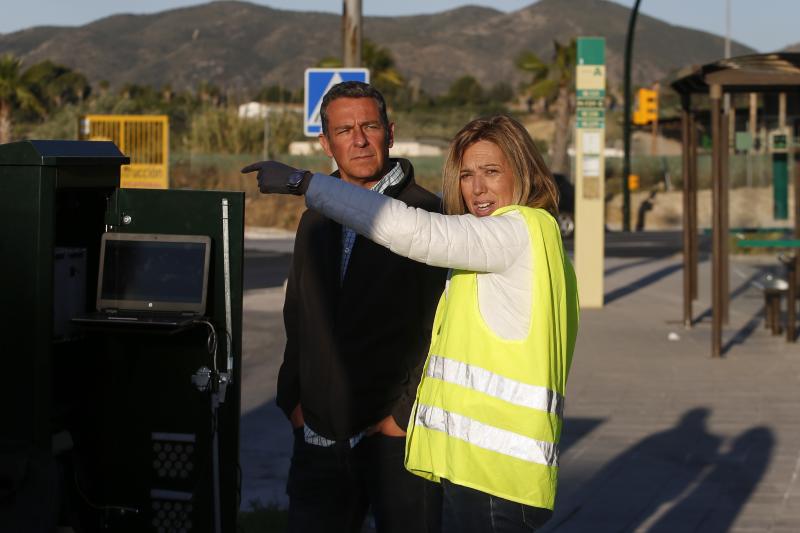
[239,398,294,509]
[604,257,663,278]
[692,269,764,329]
[560,417,605,456]
[543,408,774,532]
[647,426,774,532]
[604,262,683,305]
[722,308,767,354]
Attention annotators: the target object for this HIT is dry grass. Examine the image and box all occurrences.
[170,152,334,230]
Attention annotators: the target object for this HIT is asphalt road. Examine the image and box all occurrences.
[566,230,710,259]
[243,230,703,290]
[244,249,292,290]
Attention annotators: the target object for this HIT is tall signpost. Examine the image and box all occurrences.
[574,37,607,308]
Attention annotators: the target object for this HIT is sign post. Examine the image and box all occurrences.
[304,68,370,137]
[574,37,606,308]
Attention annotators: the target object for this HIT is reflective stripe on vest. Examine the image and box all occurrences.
[415,404,559,467]
[426,355,564,418]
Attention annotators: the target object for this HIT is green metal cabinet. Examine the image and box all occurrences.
[0,141,243,533]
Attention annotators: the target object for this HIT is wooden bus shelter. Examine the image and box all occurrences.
[672,53,800,357]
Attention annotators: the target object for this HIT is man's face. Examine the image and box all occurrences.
[319,97,394,187]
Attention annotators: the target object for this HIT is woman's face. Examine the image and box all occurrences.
[459,140,515,217]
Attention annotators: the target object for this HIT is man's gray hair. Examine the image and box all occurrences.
[320,81,390,137]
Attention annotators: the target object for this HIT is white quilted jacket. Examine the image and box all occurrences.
[306,173,533,340]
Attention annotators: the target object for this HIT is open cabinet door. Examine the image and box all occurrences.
[94,187,245,533]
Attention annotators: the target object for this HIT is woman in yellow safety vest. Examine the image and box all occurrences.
[246,114,579,532]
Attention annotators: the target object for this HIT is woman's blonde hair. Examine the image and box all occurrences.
[442,114,559,216]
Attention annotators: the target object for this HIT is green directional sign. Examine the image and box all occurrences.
[577,89,605,99]
[577,98,604,109]
[577,38,605,66]
[577,120,605,129]
[575,38,606,134]
[578,109,605,119]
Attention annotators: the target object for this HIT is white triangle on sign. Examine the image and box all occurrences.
[309,71,344,128]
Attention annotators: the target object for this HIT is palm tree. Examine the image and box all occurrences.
[516,39,576,175]
[316,38,404,96]
[443,76,485,107]
[22,60,90,111]
[362,39,403,92]
[0,54,44,144]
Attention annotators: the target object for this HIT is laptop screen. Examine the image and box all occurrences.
[97,233,211,313]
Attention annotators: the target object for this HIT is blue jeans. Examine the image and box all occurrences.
[441,478,552,533]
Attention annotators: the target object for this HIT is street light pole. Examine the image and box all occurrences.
[622,0,642,232]
[725,0,731,59]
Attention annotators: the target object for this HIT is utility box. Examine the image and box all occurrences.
[0,140,243,533]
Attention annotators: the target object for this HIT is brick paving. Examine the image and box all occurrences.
[240,235,800,531]
[545,254,800,532]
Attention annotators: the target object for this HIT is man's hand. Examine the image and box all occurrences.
[290,404,305,429]
[368,415,407,437]
[241,160,311,195]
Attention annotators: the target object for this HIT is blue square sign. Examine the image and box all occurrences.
[304,68,370,137]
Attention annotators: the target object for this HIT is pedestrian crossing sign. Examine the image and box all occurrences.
[304,68,370,136]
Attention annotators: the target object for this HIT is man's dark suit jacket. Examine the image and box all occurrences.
[277,158,447,440]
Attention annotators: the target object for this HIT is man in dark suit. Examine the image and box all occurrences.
[245,81,445,533]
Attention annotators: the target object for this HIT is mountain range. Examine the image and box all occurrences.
[0,0,758,95]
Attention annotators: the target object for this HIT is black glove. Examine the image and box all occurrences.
[240,160,313,195]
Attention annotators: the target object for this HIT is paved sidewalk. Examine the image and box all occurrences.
[239,235,800,531]
[545,254,800,533]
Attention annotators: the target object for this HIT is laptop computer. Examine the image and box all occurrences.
[72,232,212,329]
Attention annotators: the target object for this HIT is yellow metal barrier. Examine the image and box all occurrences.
[78,115,169,189]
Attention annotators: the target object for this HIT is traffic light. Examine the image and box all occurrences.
[628,174,640,191]
[633,88,658,125]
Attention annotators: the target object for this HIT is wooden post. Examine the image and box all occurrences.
[749,93,758,148]
[747,93,757,186]
[788,257,797,342]
[681,95,692,327]
[721,106,730,326]
[342,0,362,68]
[690,111,699,301]
[792,113,800,342]
[711,84,723,358]
[728,95,736,155]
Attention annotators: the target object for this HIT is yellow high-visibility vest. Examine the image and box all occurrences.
[405,206,579,509]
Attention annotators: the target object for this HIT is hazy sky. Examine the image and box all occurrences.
[2,0,799,52]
